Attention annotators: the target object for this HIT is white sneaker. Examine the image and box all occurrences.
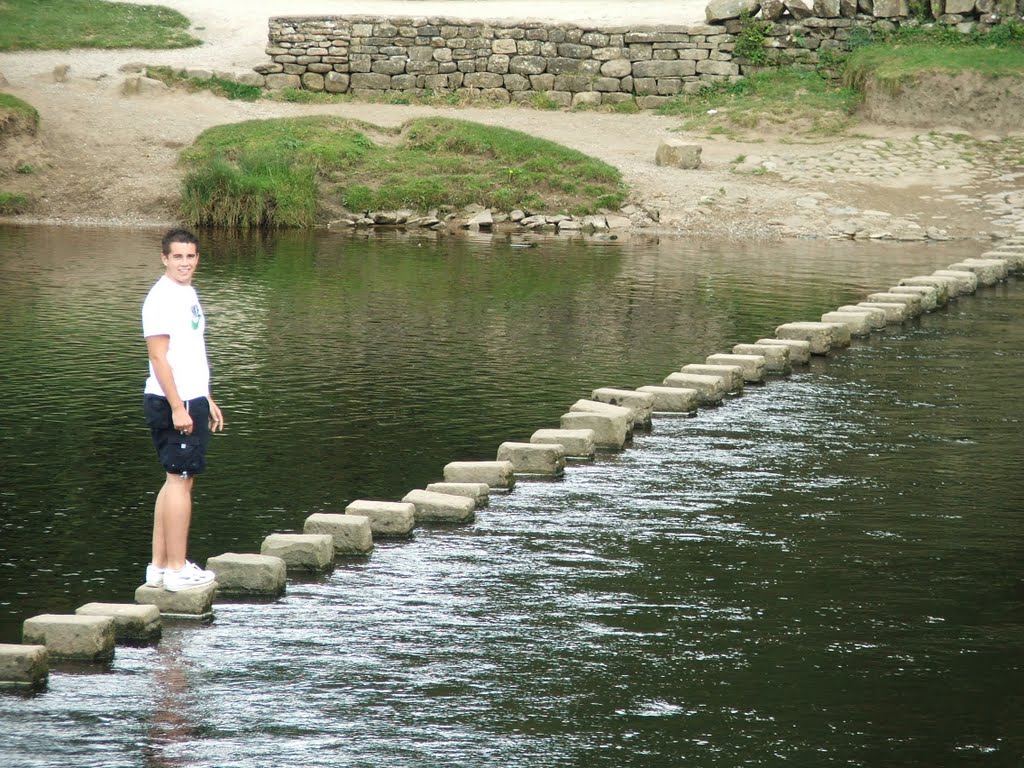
[145,563,165,588]
[163,561,216,592]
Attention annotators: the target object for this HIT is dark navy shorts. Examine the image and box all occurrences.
[144,395,210,476]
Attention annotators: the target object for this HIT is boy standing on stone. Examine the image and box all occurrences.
[142,228,224,591]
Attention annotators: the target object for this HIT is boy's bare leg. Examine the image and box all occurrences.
[152,473,194,571]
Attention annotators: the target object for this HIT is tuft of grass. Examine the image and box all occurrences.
[0,92,40,138]
[145,66,262,101]
[0,0,199,51]
[0,191,31,214]
[179,115,626,228]
[657,69,861,138]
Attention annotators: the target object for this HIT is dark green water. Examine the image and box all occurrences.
[0,225,1021,766]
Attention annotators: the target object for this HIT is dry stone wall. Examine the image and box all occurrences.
[257,9,1023,107]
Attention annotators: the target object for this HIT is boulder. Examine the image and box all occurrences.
[655,140,702,170]
[705,0,761,21]
[122,75,170,96]
[785,0,816,18]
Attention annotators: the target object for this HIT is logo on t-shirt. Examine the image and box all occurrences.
[191,304,201,330]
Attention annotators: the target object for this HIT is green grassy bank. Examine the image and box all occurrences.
[179,116,626,228]
[0,0,198,51]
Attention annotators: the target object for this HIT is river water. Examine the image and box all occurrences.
[0,225,1021,767]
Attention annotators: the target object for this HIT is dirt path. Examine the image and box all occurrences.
[1,0,1023,240]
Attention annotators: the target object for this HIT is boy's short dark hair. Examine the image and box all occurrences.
[161,228,200,255]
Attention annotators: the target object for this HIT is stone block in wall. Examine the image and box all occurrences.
[423,73,452,89]
[786,0,816,17]
[325,71,349,92]
[526,27,549,40]
[483,87,512,102]
[372,58,406,75]
[570,91,602,108]
[351,72,392,88]
[302,73,325,90]
[457,60,476,72]
[762,0,787,18]
[488,54,510,73]
[547,57,583,74]
[517,39,541,54]
[705,0,762,22]
[654,49,678,60]
[464,71,504,87]
[873,0,910,13]
[540,41,558,57]
[439,62,457,74]
[633,60,697,77]
[944,0,974,9]
[392,74,417,89]
[274,54,298,63]
[492,38,518,54]
[548,28,566,43]
[283,64,305,75]
[545,90,573,107]
[602,92,635,105]
[634,76,658,95]
[433,48,454,62]
[594,76,623,91]
[308,63,332,73]
[565,29,584,44]
[374,23,398,37]
[629,43,654,60]
[658,78,683,94]
[554,74,595,92]
[697,60,740,75]
[531,73,556,90]
[504,73,531,90]
[814,0,843,14]
[350,54,371,72]
[254,63,283,75]
[237,72,266,86]
[409,61,440,74]
[266,73,301,89]
[680,48,711,59]
[637,95,672,109]
[409,45,434,61]
[558,43,593,59]
[581,31,610,46]
[601,59,632,77]
[621,75,634,91]
[593,46,627,60]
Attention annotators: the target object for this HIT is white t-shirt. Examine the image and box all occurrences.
[142,275,210,401]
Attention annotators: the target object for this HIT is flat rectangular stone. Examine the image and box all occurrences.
[818,321,852,347]
[530,428,596,458]
[443,460,516,489]
[949,259,1007,286]
[932,270,977,294]
[662,372,726,403]
[402,489,476,522]
[261,532,335,569]
[978,250,1024,272]
[681,363,742,393]
[425,482,490,506]
[754,338,811,365]
[636,384,699,413]
[343,500,416,536]
[75,603,161,645]
[835,305,886,329]
[899,275,956,301]
[821,311,872,337]
[774,322,838,355]
[496,441,566,476]
[590,388,655,429]
[731,343,791,374]
[866,293,923,317]
[304,512,374,554]
[559,411,628,449]
[0,643,48,689]
[705,353,767,383]
[206,553,288,596]
[855,302,907,323]
[23,615,115,662]
[569,399,635,431]
[887,285,938,312]
[135,581,217,619]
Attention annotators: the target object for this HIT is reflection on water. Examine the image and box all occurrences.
[0,226,1021,767]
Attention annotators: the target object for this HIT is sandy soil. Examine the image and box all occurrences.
[1,0,1023,240]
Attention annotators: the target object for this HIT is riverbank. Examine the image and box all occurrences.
[1,0,1023,240]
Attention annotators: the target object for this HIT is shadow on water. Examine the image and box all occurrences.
[1,225,1021,766]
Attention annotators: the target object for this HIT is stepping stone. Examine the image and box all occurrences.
[754,338,811,365]
[590,388,655,429]
[932,269,977,294]
[948,259,1007,285]
[865,292,923,317]
[855,302,908,323]
[731,343,792,374]
[136,580,217,619]
[559,411,629,449]
[662,372,726,404]
[304,513,374,554]
[681,363,743,393]
[529,428,596,458]
[206,553,288,596]
[260,533,335,570]
[401,489,476,522]
[834,305,886,330]
[888,285,939,311]
[569,399,635,433]
[821,311,872,337]
[774,322,841,355]
[344,500,417,536]
[443,460,516,489]
[425,482,490,506]
[706,353,767,383]
[899,275,957,301]
[75,603,161,644]
[0,644,48,690]
[496,441,566,476]
[636,384,699,412]
[23,614,115,662]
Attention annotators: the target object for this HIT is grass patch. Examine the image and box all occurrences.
[0,92,40,138]
[0,0,198,51]
[180,116,627,228]
[0,192,31,214]
[656,68,861,138]
[844,24,1024,92]
[145,66,263,101]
